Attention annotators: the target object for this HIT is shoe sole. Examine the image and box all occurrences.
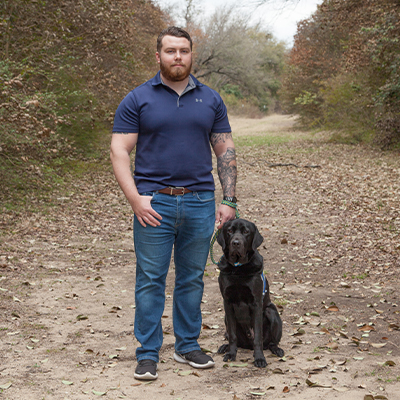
[173,352,215,369]
[134,371,158,380]
[134,363,158,380]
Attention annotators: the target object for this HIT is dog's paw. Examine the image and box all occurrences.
[223,353,236,362]
[217,344,228,354]
[254,357,267,368]
[270,345,284,358]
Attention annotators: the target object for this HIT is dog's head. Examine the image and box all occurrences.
[217,218,263,265]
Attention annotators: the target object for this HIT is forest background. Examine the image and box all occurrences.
[1,0,399,212]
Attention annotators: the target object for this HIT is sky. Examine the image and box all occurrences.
[154,0,323,46]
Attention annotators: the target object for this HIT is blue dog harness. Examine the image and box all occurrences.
[233,262,267,298]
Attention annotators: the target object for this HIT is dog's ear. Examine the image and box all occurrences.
[252,225,264,250]
[217,228,226,250]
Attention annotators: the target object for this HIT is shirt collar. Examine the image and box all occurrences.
[151,71,203,88]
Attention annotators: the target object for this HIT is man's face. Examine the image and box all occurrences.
[156,35,192,82]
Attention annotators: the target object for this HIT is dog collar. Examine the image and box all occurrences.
[234,262,242,267]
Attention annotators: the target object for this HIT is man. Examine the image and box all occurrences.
[110,26,237,380]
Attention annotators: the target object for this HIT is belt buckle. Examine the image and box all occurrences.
[172,186,185,195]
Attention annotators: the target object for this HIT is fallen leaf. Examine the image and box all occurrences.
[306,379,331,388]
[62,380,74,385]
[178,370,192,376]
[333,387,350,392]
[370,343,386,348]
[283,386,290,393]
[92,390,107,396]
[0,382,12,390]
[290,328,305,336]
[327,341,339,350]
[388,323,399,331]
[384,360,396,366]
[358,325,375,332]
[272,368,284,374]
[327,305,339,312]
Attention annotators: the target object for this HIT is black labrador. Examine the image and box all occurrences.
[217,218,284,368]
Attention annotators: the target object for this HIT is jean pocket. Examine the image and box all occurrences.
[141,191,156,202]
[194,191,215,203]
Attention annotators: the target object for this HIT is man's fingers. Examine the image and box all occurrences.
[142,213,161,227]
[138,217,147,228]
[149,209,162,221]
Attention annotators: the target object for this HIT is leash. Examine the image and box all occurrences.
[209,200,240,265]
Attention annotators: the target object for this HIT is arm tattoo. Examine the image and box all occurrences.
[210,132,233,147]
[217,147,237,197]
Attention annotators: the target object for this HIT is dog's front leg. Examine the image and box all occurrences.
[223,300,238,362]
[253,303,267,368]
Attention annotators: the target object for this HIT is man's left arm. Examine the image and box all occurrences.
[211,132,237,229]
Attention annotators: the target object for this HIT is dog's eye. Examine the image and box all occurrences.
[243,229,250,234]
[227,228,233,234]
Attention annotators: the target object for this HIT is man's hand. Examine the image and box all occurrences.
[130,195,162,228]
[111,133,162,228]
[215,204,236,230]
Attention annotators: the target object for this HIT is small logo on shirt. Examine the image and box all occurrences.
[196,98,203,103]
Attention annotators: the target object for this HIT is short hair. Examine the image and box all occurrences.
[157,26,193,53]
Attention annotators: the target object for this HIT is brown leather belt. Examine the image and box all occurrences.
[158,187,192,195]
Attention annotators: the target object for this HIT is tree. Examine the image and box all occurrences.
[280,0,400,146]
[191,7,286,112]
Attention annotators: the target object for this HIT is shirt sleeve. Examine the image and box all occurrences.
[211,92,232,133]
[112,92,140,133]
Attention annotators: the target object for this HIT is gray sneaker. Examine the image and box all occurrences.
[174,350,215,369]
[134,359,158,380]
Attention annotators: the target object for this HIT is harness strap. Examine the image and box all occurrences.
[262,272,267,297]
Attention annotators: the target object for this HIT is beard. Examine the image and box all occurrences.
[159,57,192,82]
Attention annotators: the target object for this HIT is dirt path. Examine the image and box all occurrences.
[1,115,399,400]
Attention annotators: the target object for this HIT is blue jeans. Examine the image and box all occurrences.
[133,191,215,362]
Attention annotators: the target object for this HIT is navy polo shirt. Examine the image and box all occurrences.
[113,71,231,194]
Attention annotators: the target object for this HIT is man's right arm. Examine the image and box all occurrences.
[110,133,162,227]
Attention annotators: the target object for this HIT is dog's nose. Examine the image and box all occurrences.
[232,239,240,247]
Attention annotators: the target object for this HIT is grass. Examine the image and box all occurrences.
[234,134,295,147]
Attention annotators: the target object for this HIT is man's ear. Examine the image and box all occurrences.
[252,225,264,250]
